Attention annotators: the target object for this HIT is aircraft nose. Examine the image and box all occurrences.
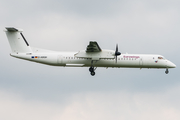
[167,61,176,68]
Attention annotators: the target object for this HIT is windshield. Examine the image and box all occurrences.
[158,56,166,60]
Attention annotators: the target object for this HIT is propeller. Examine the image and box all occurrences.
[115,44,121,63]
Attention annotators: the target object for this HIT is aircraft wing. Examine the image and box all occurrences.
[86,41,102,52]
[75,41,115,60]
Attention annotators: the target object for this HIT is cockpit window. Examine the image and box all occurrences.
[158,57,164,59]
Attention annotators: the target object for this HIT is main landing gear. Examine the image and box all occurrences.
[89,61,97,76]
[89,67,96,76]
[165,68,169,74]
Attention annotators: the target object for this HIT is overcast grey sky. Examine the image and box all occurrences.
[0,0,180,120]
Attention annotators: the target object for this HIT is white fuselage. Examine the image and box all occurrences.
[10,49,176,69]
[4,27,176,76]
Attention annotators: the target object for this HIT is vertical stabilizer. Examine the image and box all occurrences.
[5,27,32,53]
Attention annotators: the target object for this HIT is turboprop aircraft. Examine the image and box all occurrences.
[4,27,176,76]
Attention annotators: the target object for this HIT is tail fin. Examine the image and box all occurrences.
[4,27,32,53]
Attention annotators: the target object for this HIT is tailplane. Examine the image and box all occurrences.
[4,27,32,53]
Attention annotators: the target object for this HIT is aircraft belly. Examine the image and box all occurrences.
[65,59,141,68]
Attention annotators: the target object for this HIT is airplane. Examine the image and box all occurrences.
[4,27,176,76]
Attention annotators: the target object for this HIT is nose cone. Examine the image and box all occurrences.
[167,61,176,68]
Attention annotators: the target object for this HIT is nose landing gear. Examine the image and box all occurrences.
[165,68,169,74]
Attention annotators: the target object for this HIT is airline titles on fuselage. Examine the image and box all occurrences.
[123,55,140,59]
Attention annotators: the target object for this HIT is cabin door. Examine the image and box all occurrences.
[58,55,64,64]
[139,58,143,66]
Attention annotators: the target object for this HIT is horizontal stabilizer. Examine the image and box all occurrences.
[6,27,19,32]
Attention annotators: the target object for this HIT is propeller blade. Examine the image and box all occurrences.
[116,44,118,52]
[116,56,117,63]
[115,44,121,63]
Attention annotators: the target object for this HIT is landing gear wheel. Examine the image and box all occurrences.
[165,68,169,74]
[91,71,95,76]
